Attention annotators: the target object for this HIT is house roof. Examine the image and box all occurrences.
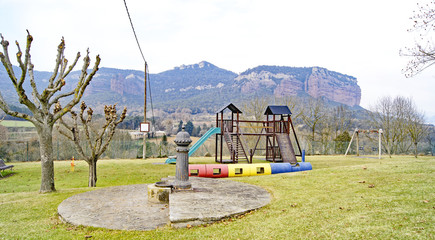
[264,105,292,115]
[216,103,242,114]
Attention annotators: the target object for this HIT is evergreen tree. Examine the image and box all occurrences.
[177,120,183,132]
[185,121,194,135]
[161,134,168,146]
[196,126,202,137]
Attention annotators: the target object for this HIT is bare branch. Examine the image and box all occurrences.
[16,33,32,89]
[62,52,81,78]
[402,2,435,77]
[53,53,100,122]
[28,61,41,109]
[48,89,75,107]
[78,102,94,155]
[0,34,18,85]
[15,41,25,72]
[47,52,82,108]
[0,92,35,123]
[48,37,65,88]
[57,118,74,141]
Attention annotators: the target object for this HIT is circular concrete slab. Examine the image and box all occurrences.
[58,178,271,230]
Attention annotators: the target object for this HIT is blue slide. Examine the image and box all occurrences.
[165,127,221,164]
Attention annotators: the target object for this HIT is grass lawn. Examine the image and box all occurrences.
[0,156,434,239]
[0,120,35,128]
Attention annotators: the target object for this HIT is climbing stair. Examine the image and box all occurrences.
[223,130,249,163]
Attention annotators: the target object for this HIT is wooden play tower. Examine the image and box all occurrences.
[215,103,301,164]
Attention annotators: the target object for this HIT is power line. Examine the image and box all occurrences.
[123,0,157,150]
[122,0,155,124]
[146,66,156,128]
[123,0,146,63]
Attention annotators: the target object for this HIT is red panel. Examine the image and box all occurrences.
[205,164,229,178]
[189,164,207,177]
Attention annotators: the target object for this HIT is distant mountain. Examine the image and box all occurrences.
[0,61,361,115]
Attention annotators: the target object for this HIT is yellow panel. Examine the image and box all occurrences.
[228,164,253,177]
[250,163,272,176]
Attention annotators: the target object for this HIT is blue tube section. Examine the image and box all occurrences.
[298,162,312,171]
[291,162,312,172]
[270,163,292,174]
[271,162,312,174]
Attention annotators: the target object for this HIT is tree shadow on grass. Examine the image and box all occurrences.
[0,172,16,179]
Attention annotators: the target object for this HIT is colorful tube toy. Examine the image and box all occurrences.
[189,162,312,178]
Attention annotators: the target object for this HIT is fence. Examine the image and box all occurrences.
[1,138,433,162]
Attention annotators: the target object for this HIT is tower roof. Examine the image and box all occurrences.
[264,105,292,115]
[216,103,242,114]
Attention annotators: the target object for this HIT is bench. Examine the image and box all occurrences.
[0,159,14,177]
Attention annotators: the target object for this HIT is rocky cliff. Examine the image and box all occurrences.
[234,66,361,106]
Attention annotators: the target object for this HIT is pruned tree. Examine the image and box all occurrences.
[401,1,435,77]
[57,102,127,187]
[0,31,100,192]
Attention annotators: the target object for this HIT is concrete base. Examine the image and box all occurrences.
[58,177,271,230]
[147,184,171,203]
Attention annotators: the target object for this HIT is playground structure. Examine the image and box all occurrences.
[166,103,305,166]
[345,128,383,159]
[215,104,302,164]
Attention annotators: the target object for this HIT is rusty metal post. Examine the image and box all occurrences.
[172,127,192,190]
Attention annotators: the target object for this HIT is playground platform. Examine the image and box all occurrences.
[58,177,270,230]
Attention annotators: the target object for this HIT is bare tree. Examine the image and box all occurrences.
[241,96,270,150]
[57,102,127,187]
[242,96,269,121]
[370,96,428,157]
[300,98,327,142]
[331,105,352,139]
[0,32,100,192]
[405,102,427,158]
[401,1,435,77]
[427,126,435,156]
[276,96,303,120]
[392,96,412,154]
[369,96,395,157]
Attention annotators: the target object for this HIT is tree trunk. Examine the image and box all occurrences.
[36,124,56,193]
[414,142,418,158]
[88,159,97,187]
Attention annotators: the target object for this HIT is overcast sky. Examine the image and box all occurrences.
[1,0,435,123]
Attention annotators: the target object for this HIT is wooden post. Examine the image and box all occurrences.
[143,63,147,159]
[345,128,357,156]
[289,117,302,156]
[356,130,360,156]
[215,113,218,163]
[220,111,223,163]
[273,114,276,162]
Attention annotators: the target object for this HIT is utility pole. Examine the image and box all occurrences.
[143,62,147,159]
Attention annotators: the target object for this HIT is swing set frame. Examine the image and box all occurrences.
[345,128,383,159]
